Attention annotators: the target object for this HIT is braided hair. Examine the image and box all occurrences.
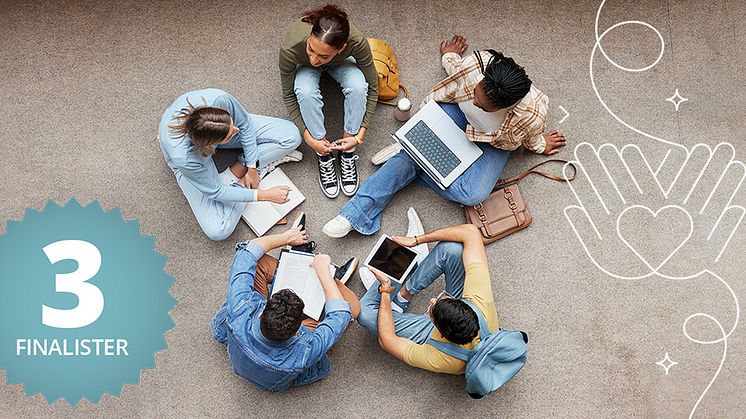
[480,50,532,108]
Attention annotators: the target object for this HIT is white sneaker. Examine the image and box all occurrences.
[260,150,303,178]
[323,215,354,238]
[371,143,402,165]
[359,266,377,290]
[406,207,429,261]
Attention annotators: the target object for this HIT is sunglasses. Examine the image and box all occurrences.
[426,290,455,316]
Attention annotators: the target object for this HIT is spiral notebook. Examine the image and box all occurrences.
[241,168,305,236]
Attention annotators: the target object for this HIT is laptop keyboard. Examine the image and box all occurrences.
[405,121,461,177]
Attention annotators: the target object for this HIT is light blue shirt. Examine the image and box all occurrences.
[159,88,258,202]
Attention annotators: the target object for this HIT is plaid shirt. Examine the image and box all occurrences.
[421,51,549,154]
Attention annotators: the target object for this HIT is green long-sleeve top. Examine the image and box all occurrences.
[279,20,378,134]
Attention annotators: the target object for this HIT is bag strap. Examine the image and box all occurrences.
[463,300,491,340]
[378,85,409,106]
[494,159,577,190]
[425,299,490,361]
[426,338,474,362]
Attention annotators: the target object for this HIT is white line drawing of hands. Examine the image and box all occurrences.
[563,142,672,279]
[653,143,746,277]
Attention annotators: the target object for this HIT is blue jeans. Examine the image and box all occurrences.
[339,102,510,235]
[294,57,368,140]
[176,115,301,241]
[357,242,466,341]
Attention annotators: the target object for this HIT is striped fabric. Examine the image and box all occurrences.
[421,51,549,154]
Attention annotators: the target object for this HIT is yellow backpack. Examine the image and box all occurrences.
[367,38,408,106]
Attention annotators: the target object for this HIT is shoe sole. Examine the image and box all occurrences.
[337,258,359,285]
[291,211,305,229]
[407,207,425,236]
[371,144,402,165]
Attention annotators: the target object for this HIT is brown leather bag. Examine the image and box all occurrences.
[464,159,577,244]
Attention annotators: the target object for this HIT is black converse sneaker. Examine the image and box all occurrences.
[317,154,340,198]
[339,151,360,197]
[287,211,317,253]
[333,257,359,285]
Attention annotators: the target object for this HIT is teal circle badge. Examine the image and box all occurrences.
[0,199,175,405]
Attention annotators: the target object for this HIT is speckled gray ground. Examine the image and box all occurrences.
[1,0,745,417]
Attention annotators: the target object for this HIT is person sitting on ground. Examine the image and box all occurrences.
[356,224,499,375]
[323,35,567,238]
[280,3,378,198]
[159,88,302,241]
[211,212,360,391]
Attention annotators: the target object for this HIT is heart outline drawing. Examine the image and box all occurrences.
[616,205,694,273]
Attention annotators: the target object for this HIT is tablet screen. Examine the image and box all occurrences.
[368,237,418,280]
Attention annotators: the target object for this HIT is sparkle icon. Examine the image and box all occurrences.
[666,88,688,111]
[656,352,679,375]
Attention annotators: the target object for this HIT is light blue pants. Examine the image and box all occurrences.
[294,57,368,141]
[357,242,466,342]
[175,115,301,241]
[339,102,510,235]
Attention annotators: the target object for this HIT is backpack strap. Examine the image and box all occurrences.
[424,299,492,361]
[462,299,491,340]
[425,338,473,362]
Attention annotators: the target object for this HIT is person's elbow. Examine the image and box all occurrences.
[459,223,481,239]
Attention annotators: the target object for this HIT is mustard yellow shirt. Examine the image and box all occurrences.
[403,263,499,374]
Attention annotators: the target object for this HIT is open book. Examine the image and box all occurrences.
[241,168,305,236]
[270,250,335,321]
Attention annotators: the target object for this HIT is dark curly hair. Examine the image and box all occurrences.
[260,289,305,341]
[302,4,350,50]
[480,50,532,109]
[431,298,479,345]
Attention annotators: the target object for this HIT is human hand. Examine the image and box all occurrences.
[440,35,468,56]
[311,254,332,276]
[390,236,418,248]
[543,131,568,155]
[369,267,391,288]
[244,168,261,189]
[258,186,291,204]
[283,225,308,247]
[330,136,358,152]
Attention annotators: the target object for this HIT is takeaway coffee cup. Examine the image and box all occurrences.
[393,97,412,122]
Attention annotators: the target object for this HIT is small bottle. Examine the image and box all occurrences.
[393,97,412,122]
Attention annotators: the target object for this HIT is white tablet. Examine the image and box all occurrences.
[364,235,419,283]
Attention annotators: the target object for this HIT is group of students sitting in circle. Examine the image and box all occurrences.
[158,4,567,395]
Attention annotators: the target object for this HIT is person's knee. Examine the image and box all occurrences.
[278,122,302,148]
[343,78,368,101]
[203,223,232,241]
[293,82,321,104]
[438,241,464,257]
[356,305,379,333]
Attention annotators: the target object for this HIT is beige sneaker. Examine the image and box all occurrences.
[371,143,402,165]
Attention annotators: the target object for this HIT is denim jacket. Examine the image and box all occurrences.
[212,241,352,391]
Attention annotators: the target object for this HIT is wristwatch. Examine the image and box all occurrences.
[378,283,395,294]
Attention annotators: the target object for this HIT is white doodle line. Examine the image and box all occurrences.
[559,106,570,124]
[565,1,744,417]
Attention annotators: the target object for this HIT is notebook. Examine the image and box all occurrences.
[270,249,336,321]
[241,168,305,236]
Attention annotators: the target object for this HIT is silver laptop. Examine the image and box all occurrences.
[390,100,482,189]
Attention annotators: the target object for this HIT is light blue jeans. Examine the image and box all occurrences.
[339,102,510,235]
[294,57,368,141]
[176,115,301,241]
[357,242,466,341]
